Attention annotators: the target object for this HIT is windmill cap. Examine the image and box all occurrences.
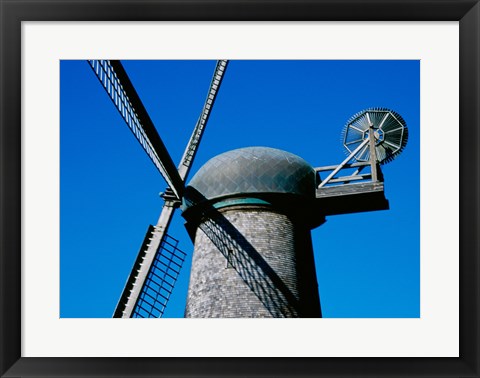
[182,146,316,209]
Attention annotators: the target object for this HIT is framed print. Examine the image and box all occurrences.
[1,0,479,377]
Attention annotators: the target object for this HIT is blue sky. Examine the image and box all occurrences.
[60,60,420,318]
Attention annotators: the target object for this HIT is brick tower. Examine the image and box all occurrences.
[181,147,323,318]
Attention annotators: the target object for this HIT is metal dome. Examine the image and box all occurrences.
[183,147,316,207]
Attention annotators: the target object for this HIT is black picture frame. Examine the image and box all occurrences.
[1,1,478,377]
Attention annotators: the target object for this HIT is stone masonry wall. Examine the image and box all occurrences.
[184,206,321,318]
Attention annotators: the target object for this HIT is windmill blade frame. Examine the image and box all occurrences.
[113,209,186,318]
[110,60,229,318]
[178,60,229,179]
[88,60,184,199]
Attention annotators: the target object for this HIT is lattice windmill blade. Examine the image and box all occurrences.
[178,60,229,179]
[110,60,229,318]
[113,223,187,318]
[342,107,408,165]
[88,60,184,199]
[113,203,180,318]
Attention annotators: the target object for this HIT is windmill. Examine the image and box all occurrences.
[85,60,408,318]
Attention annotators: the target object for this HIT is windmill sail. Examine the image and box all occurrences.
[88,60,184,199]
[114,202,177,317]
[113,225,186,318]
[91,60,229,317]
[178,60,229,178]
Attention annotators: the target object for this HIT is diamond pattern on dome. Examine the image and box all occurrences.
[185,147,315,206]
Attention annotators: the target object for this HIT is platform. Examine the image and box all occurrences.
[315,181,389,216]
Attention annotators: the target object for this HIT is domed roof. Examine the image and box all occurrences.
[184,147,315,206]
